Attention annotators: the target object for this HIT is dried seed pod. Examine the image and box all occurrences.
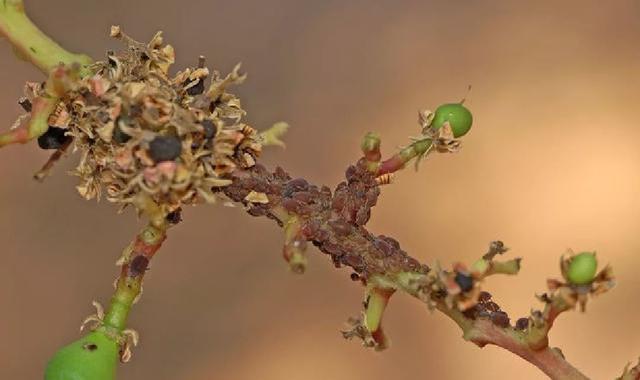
[37,127,71,150]
[201,119,217,139]
[148,135,182,162]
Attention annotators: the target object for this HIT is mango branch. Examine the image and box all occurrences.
[219,135,612,379]
[0,8,633,378]
[0,0,92,74]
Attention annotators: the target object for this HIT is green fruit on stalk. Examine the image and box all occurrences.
[45,330,118,380]
[566,252,598,285]
[431,103,473,138]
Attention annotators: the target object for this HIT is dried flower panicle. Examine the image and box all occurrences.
[18,26,263,215]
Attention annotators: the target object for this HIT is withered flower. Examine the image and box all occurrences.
[18,27,263,216]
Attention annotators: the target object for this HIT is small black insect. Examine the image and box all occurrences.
[129,255,150,277]
[18,97,32,112]
[186,78,205,96]
[37,126,71,150]
[148,135,182,162]
[166,208,182,225]
[201,119,217,140]
[82,343,98,352]
[454,272,474,293]
[515,317,530,330]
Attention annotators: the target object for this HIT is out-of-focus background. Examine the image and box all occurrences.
[1,0,639,379]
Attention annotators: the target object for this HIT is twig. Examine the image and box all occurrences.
[0,0,92,74]
[221,152,591,380]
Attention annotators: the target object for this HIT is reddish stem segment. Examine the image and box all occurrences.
[436,305,589,380]
[103,223,167,332]
[377,139,432,175]
[0,95,58,147]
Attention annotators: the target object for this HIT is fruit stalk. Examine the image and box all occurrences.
[104,222,168,332]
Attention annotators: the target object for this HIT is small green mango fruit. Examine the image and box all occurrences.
[566,252,598,285]
[45,330,118,380]
[431,103,473,138]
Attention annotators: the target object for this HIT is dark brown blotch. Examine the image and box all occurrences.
[129,255,150,277]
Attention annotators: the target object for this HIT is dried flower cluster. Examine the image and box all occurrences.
[16,26,262,215]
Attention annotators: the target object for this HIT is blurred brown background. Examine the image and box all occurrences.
[1,0,639,379]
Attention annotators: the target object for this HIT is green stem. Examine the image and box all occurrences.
[377,138,432,175]
[103,223,167,332]
[0,0,92,74]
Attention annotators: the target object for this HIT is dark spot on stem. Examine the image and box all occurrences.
[129,255,150,277]
[82,343,98,351]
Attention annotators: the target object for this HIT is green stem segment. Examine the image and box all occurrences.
[0,0,92,74]
[377,138,432,175]
[525,295,572,351]
[364,286,395,350]
[103,223,167,332]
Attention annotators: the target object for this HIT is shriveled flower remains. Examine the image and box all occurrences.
[16,26,263,216]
